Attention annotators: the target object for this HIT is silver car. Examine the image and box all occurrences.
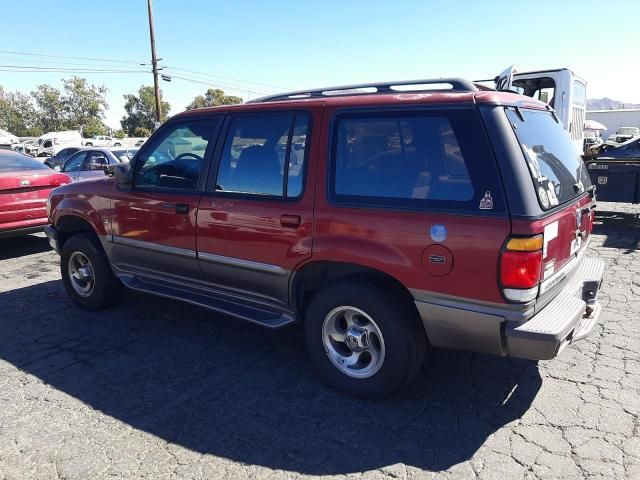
[60,148,137,182]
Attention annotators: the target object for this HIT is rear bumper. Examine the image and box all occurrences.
[504,256,604,360]
[43,225,61,254]
[413,256,604,361]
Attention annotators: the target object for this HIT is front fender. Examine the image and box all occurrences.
[52,195,110,237]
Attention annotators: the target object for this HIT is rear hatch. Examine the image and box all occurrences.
[0,170,69,229]
[505,107,595,300]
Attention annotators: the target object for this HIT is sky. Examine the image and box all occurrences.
[1,0,639,129]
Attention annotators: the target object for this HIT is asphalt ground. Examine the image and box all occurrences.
[0,202,639,479]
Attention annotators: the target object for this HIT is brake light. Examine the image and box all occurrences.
[500,235,543,302]
[500,251,542,288]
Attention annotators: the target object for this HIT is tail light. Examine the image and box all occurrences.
[499,235,543,302]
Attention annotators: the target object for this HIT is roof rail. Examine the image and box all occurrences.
[246,78,478,103]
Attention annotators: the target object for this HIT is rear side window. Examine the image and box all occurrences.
[330,109,502,213]
[506,108,591,209]
[215,112,310,198]
[0,152,49,172]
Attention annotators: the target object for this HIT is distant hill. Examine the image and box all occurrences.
[587,97,640,110]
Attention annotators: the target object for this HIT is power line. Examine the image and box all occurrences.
[0,66,150,74]
[165,66,290,90]
[168,74,270,96]
[0,56,146,69]
[0,48,286,94]
[0,49,144,65]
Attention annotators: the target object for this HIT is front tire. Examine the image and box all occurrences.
[305,281,428,399]
[60,233,123,311]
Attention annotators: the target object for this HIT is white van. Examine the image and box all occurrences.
[480,67,587,154]
[36,130,84,157]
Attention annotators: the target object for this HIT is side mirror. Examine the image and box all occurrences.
[112,163,133,190]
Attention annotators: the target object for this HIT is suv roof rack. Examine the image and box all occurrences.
[247,77,478,103]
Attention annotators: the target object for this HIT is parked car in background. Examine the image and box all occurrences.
[0,129,19,147]
[110,147,139,163]
[36,130,83,157]
[613,126,639,143]
[59,147,126,182]
[45,77,603,398]
[134,137,148,147]
[43,147,82,170]
[0,150,70,238]
[84,135,122,147]
[596,136,640,161]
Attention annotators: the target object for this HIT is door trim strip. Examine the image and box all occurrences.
[111,235,197,259]
[198,251,287,276]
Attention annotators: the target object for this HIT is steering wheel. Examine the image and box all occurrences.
[174,152,203,162]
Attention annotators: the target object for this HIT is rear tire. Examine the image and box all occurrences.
[305,281,428,399]
[60,233,123,311]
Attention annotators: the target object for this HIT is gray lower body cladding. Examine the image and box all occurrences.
[413,256,604,360]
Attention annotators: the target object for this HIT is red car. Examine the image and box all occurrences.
[0,150,70,238]
[45,78,603,398]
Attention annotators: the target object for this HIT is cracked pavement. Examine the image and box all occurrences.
[0,202,639,479]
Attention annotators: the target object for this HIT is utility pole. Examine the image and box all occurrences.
[147,0,162,126]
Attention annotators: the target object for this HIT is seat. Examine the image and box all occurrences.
[232,145,283,195]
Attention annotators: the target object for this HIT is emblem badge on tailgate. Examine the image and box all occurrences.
[597,176,608,185]
[20,179,31,186]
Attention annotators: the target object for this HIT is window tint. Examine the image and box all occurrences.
[287,115,309,197]
[135,119,217,190]
[506,108,591,209]
[215,113,309,197]
[85,152,108,170]
[64,152,88,172]
[0,152,49,172]
[333,115,473,202]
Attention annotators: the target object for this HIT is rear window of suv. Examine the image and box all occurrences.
[506,108,591,209]
[329,109,506,214]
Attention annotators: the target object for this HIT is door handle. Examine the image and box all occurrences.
[280,214,301,228]
[175,203,189,215]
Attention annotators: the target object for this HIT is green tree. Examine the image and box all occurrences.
[31,84,66,133]
[82,118,109,138]
[0,86,39,137]
[62,77,108,134]
[121,85,170,136]
[186,88,242,110]
[133,127,151,137]
[113,129,126,139]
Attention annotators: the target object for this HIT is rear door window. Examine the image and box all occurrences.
[214,112,310,198]
[506,108,591,209]
[330,109,502,213]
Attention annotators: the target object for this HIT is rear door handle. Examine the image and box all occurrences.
[175,203,189,215]
[280,214,301,228]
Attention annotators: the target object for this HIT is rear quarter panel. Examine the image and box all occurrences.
[309,103,511,304]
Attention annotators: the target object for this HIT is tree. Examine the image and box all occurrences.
[32,84,66,133]
[121,85,170,136]
[113,129,126,139]
[82,118,109,138]
[62,77,108,135]
[0,86,40,137]
[186,88,242,110]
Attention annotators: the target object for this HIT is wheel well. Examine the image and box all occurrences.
[291,261,415,318]
[57,215,98,248]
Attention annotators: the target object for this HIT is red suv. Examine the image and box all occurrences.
[45,78,603,398]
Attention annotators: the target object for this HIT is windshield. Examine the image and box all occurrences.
[0,152,50,172]
[618,127,639,136]
[111,149,138,160]
[506,108,591,210]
